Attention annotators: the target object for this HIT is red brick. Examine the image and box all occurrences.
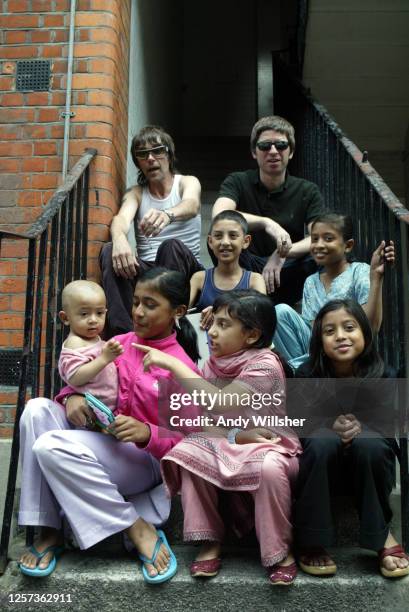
[74,91,87,104]
[42,45,63,59]
[10,294,26,311]
[90,28,117,45]
[26,92,49,106]
[50,125,64,138]
[0,159,20,172]
[0,314,24,330]
[0,428,14,439]
[45,157,62,172]
[5,30,27,44]
[86,123,113,139]
[14,259,29,275]
[0,108,35,123]
[88,206,113,225]
[0,278,27,293]
[21,158,46,172]
[0,262,15,276]
[73,42,116,62]
[52,60,68,73]
[0,76,14,90]
[0,92,24,106]
[51,92,65,105]
[72,106,113,123]
[43,15,66,27]
[0,126,22,141]
[31,30,51,43]
[22,125,49,139]
[18,191,42,206]
[1,63,16,75]
[0,296,10,311]
[90,58,115,75]
[33,142,57,156]
[1,46,40,59]
[7,0,30,11]
[87,91,113,107]
[37,108,60,122]
[75,59,88,72]
[0,16,38,28]
[52,30,69,43]
[76,12,116,27]
[71,73,114,90]
[0,142,32,156]
[32,174,58,189]
[0,241,28,258]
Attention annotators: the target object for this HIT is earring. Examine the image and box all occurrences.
[174,316,181,330]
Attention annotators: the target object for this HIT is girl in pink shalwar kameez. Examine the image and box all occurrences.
[18,269,200,584]
[135,289,302,585]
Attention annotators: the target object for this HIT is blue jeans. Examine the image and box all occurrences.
[273,304,311,369]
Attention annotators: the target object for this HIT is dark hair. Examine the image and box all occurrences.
[130,125,177,185]
[250,115,295,153]
[311,213,353,243]
[212,289,276,348]
[136,268,199,363]
[308,299,384,378]
[209,210,249,235]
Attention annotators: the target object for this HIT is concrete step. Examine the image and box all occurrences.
[1,543,409,612]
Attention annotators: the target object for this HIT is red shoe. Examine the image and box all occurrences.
[268,561,298,586]
[190,558,221,578]
[379,544,409,578]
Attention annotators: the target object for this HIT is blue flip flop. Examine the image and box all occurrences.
[138,529,177,584]
[19,544,65,577]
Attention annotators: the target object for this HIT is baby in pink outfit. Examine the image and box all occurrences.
[58,280,123,413]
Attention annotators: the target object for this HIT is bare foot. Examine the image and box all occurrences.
[127,518,170,577]
[19,528,63,571]
[381,532,409,572]
[299,547,335,568]
[194,541,221,562]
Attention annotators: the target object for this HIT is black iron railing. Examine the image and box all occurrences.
[0,148,97,573]
[273,56,409,546]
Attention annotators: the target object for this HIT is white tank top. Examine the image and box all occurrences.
[134,175,201,261]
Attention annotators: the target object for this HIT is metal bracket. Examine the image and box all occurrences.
[60,111,75,118]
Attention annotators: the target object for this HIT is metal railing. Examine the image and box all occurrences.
[0,148,97,573]
[273,56,409,546]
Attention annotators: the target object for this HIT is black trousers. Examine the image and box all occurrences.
[100,239,203,337]
[293,428,396,551]
[207,244,316,306]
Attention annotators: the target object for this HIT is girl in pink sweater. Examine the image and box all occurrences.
[18,268,199,584]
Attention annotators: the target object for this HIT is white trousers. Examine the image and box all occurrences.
[18,398,170,549]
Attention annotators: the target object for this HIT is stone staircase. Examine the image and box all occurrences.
[1,492,408,612]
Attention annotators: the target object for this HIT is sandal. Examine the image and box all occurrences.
[138,529,177,584]
[190,557,221,578]
[268,561,297,585]
[298,547,337,576]
[379,544,409,579]
[19,544,65,578]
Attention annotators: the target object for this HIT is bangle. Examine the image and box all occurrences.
[164,210,175,224]
[227,427,242,444]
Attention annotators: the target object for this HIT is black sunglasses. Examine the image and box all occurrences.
[134,145,168,160]
[256,140,290,152]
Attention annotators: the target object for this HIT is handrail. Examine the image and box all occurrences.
[0,148,97,573]
[273,56,409,547]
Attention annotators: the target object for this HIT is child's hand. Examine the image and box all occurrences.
[332,414,361,444]
[236,428,281,445]
[102,339,124,362]
[200,306,214,330]
[370,240,395,279]
[108,414,151,444]
[132,343,175,372]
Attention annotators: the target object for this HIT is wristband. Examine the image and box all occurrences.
[227,427,242,444]
[164,210,175,224]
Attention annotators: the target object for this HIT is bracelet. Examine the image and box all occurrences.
[227,427,242,444]
[164,210,175,224]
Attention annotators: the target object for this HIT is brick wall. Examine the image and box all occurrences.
[0,0,131,435]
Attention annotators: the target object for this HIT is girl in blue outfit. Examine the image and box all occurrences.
[190,210,265,329]
[292,299,409,579]
[273,213,394,369]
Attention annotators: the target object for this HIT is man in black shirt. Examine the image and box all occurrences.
[212,115,325,305]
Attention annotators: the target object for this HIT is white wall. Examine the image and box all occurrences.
[127,0,183,186]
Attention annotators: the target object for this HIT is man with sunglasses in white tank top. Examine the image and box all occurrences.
[212,116,325,307]
[100,125,202,336]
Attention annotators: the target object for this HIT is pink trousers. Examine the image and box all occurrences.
[180,452,299,566]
